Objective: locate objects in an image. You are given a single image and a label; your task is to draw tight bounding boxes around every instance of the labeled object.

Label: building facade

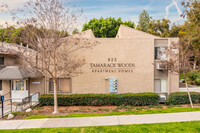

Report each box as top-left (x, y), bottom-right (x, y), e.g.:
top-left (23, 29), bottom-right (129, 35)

top-left (0, 25), bottom-right (179, 101)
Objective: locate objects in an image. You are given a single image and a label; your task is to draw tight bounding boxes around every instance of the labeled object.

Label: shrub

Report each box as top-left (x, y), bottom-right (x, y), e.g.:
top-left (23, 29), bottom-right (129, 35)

top-left (166, 92), bottom-right (200, 105)
top-left (195, 78), bottom-right (200, 85)
top-left (12, 111), bottom-right (31, 117)
top-left (186, 70), bottom-right (200, 85)
top-left (39, 93), bottom-right (160, 106)
top-left (187, 70), bottom-right (200, 81)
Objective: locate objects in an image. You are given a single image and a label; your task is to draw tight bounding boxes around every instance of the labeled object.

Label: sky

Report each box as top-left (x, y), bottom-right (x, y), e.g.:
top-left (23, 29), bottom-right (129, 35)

top-left (0, 0), bottom-right (186, 30)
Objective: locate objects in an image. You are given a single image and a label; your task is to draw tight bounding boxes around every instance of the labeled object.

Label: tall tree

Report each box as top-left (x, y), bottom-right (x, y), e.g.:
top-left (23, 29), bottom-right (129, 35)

top-left (1, 0), bottom-right (97, 114)
top-left (181, 0), bottom-right (200, 68)
top-left (169, 24), bottom-right (182, 37)
top-left (0, 26), bottom-right (69, 45)
top-left (82, 17), bottom-right (135, 38)
top-left (148, 18), bottom-right (171, 37)
top-left (136, 10), bottom-right (151, 32)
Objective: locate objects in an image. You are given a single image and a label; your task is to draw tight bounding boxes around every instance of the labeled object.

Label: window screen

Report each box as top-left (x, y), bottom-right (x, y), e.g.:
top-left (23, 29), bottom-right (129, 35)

top-left (154, 79), bottom-right (167, 93)
top-left (161, 79), bottom-right (167, 92)
top-left (154, 79), bottom-right (161, 93)
top-left (49, 79), bottom-right (59, 92)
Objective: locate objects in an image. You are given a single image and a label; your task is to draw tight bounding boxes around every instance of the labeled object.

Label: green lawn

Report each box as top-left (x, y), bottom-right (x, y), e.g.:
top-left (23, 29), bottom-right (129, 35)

top-left (1, 121), bottom-right (200, 133)
top-left (25, 107), bottom-right (200, 119)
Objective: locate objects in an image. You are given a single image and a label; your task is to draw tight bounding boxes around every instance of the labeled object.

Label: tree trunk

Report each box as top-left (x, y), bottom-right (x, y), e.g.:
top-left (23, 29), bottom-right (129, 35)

top-left (193, 60), bottom-right (197, 70)
top-left (184, 76), bottom-right (194, 108)
top-left (53, 78), bottom-right (58, 114)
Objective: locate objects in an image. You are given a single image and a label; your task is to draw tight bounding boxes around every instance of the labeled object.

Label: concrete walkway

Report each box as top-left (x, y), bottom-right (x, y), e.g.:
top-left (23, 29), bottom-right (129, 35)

top-left (1, 111), bottom-right (200, 129)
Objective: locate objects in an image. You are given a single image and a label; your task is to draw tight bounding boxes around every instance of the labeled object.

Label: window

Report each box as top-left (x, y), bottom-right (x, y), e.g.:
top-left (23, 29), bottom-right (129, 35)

top-left (154, 79), bottom-right (167, 93)
top-left (155, 47), bottom-right (167, 60)
top-left (11, 80), bottom-right (26, 91)
top-left (49, 79), bottom-right (59, 92)
top-left (0, 80), bottom-right (2, 91)
top-left (49, 78), bottom-right (70, 93)
top-left (0, 57), bottom-right (4, 65)
top-left (15, 80), bottom-right (25, 91)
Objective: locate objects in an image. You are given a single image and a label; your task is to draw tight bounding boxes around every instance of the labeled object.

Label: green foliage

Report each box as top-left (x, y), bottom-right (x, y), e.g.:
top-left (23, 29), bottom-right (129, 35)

top-left (180, 1), bottom-right (200, 65)
top-left (39, 93), bottom-right (159, 106)
top-left (0, 26), bottom-right (69, 44)
top-left (2, 121), bottom-right (200, 133)
top-left (136, 10), bottom-right (151, 32)
top-left (166, 92), bottom-right (200, 105)
top-left (182, 70), bottom-right (200, 85)
top-left (82, 17), bottom-right (135, 38)
top-left (25, 107), bottom-right (200, 120)
top-left (169, 24), bottom-right (182, 37)
top-left (148, 18), bottom-right (171, 37)
top-left (12, 111), bottom-right (32, 117)
top-left (187, 70), bottom-right (200, 81)
top-left (72, 28), bottom-right (79, 35)
top-left (179, 73), bottom-right (185, 79)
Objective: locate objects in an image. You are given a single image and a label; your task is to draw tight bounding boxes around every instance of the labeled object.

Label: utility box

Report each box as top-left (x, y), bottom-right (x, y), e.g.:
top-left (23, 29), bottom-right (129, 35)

top-left (109, 78), bottom-right (118, 93)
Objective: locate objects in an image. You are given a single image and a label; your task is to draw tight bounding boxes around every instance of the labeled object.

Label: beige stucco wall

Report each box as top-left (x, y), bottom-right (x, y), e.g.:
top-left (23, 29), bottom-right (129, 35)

top-left (60, 78), bottom-right (71, 93)
top-left (0, 26), bottom-right (179, 95)
top-left (0, 54), bottom-right (19, 66)
top-left (168, 71), bottom-right (179, 93)
top-left (154, 39), bottom-right (168, 47)
top-left (30, 78), bottom-right (45, 95)
top-left (116, 25), bottom-right (160, 39)
top-left (168, 38), bottom-right (179, 93)
top-left (71, 38), bottom-right (155, 94)
top-left (2, 80), bottom-right (10, 99)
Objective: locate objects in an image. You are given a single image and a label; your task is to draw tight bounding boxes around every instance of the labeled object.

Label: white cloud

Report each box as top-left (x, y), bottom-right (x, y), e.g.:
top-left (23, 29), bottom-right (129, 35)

top-left (0, 20), bottom-right (18, 28)
top-left (0, 0), bottom-right (33, 27)
top-left (165, 0), bottom-right (183, 22)
top-left (0, 0), bottom-right (29, 11)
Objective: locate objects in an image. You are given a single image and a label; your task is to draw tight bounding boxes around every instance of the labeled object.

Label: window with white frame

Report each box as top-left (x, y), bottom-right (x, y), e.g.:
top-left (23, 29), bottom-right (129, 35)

top-left (11, 80), bottom-right (27, 91)
top-left (154, 79), bottom-right (167, 93)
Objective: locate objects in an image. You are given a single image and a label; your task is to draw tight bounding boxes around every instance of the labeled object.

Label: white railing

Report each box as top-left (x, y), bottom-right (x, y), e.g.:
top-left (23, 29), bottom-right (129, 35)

top-left (179, 88), bottom-right (200, 92)
top-left (0, 92), bottom-right (40, 118)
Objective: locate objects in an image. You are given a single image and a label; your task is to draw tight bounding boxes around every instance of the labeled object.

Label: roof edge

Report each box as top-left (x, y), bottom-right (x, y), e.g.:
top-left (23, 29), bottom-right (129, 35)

top-left (116, 24), bottom-right (161, 38)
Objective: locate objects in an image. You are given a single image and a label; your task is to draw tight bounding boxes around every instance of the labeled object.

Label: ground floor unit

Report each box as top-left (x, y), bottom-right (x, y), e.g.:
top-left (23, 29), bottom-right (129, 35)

top-left (0, 65), bottom-right (179, 102)
top-left (0, 26), bottom-right (180, 101)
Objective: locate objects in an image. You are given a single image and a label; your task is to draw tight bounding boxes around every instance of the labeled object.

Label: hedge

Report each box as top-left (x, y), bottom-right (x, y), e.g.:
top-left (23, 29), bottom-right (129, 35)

top-left (39, 93), bottom-right (160, 106)
top-left (166, 92), bottom-right (200, 105)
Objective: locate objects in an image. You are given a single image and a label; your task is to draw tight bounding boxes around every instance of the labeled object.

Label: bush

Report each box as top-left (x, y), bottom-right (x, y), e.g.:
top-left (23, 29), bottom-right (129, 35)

top-left (195, 78), bottom-right (200, 85)
top-left (187, 70), bottom-right (200, 81)
top-left (185, 70), bottom-right (200, 85)
top-left (166, 92), bottom-right (200, 105)
top-left (39, 93), bottom-right (160, 106)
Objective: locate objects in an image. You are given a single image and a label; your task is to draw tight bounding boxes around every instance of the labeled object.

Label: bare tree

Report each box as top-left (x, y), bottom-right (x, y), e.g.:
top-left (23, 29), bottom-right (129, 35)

top-left (159, 40), bottom-right (197, 108)
top-left (1, 0), bottom-right (98, 114)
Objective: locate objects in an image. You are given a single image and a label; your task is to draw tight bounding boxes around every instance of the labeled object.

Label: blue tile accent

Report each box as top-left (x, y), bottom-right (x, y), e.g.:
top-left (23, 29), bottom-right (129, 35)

top-left (109, 78), bottom-right (117, 93)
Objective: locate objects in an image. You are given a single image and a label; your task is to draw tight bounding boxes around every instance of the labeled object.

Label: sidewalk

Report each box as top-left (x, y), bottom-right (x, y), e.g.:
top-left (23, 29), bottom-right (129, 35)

top-left (1, 111), bottom-right (200, 129)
